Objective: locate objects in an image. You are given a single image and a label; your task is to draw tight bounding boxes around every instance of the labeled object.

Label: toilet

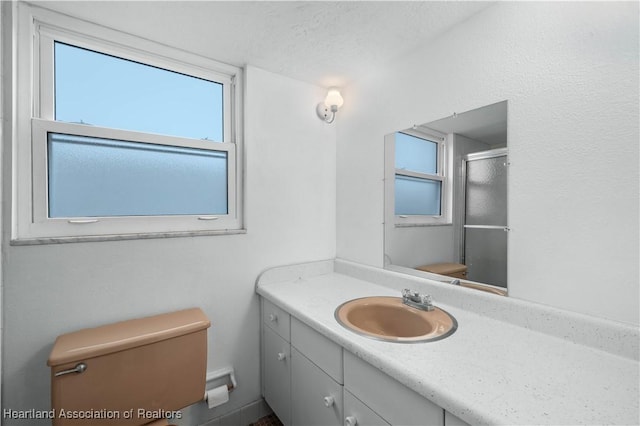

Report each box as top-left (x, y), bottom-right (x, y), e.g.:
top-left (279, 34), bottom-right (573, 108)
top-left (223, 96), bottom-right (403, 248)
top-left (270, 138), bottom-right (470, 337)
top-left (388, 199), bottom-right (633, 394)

top-left (47, 308), bottom-right (211, 426)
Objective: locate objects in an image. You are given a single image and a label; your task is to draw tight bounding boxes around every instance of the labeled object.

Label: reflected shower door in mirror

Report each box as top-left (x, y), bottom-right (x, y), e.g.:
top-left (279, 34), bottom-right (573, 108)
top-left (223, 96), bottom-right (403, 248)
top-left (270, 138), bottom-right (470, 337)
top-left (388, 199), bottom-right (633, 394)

top-left (462, 149), bottom-right (508, 287)
top-left (384, 101), bottom-right (508, 294)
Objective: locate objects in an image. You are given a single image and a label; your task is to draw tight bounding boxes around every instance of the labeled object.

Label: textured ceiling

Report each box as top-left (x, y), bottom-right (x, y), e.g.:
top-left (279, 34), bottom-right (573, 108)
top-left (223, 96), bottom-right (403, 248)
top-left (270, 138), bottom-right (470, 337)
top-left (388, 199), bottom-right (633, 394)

top-left (34, 1), bottom-right (495, 87)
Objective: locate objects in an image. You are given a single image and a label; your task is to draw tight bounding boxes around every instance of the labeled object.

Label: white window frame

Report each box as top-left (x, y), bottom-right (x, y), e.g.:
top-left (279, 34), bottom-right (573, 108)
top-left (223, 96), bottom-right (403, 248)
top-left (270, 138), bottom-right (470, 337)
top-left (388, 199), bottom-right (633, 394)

top-left (12, 3), bottom-right (244, 243)
top-left (384, 128), bottom-right (452, 227)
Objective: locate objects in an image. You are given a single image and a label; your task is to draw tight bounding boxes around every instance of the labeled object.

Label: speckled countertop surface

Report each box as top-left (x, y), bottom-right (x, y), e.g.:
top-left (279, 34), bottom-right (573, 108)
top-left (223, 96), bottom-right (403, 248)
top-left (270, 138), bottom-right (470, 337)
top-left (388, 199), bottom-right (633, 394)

top-left (256, 259), bottom-right (639, 426)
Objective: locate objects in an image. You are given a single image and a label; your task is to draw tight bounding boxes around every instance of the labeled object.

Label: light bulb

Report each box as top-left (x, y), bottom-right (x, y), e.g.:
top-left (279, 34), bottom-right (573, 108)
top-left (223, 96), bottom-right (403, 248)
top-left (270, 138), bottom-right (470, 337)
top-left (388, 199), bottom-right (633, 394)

top-left (324, 87), bottom-right (344, 110)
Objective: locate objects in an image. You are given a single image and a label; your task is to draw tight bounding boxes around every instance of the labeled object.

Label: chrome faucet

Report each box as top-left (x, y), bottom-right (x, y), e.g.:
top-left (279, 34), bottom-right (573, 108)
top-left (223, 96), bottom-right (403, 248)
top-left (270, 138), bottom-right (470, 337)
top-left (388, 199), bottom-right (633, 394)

top-left (402, 289), bottom-right (434, 311)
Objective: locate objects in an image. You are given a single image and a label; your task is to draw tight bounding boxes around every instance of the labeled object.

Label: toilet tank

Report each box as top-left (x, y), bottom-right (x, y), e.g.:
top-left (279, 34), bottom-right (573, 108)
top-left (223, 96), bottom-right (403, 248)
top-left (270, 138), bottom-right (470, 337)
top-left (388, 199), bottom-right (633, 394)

top-left (47, 308), bottom-right (210, 426)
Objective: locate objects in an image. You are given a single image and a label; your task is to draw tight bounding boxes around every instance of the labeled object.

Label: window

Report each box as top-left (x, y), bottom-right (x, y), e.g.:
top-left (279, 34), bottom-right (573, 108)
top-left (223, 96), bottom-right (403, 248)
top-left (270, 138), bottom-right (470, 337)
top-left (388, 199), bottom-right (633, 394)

top-left (385, 129), bottom-right (451, 226)
top-left (394, 132), bottom-right (442, 216)
top-left (13, 4), bottom-right (243, 242)
top-left (53, 42), bottom-right (225, 141)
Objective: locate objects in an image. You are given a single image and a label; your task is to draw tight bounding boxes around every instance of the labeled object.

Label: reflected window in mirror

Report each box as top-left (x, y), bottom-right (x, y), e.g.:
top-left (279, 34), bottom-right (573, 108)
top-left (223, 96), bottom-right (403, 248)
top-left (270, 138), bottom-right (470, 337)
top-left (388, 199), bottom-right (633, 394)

top-left (385, 129), bottom-right (452, 226)
top-left (395, 133), bottom-right (440, 215)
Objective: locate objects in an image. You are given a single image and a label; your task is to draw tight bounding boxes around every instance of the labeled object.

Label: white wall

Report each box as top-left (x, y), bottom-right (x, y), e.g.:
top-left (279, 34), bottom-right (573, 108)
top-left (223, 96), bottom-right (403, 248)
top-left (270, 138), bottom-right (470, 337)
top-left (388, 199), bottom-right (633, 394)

top-left (1, 62), bottom-right (336, 425)
top-left (337, 2), bottom-right (639, 325)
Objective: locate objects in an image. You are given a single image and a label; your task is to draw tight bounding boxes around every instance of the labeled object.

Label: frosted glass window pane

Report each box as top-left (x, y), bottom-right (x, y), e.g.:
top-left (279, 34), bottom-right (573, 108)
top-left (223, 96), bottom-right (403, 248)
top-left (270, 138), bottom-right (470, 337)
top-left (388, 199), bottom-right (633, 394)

top-left (54, 42), bottom-right (223, 141)
top-left (395, 132), bottom-right (437, 174)
top-left (465, 156), bottom-right (508, 226)
top-left (395, 175), bottom-right (441, 215)
top-left (48, 133), bottom-right (228, 217)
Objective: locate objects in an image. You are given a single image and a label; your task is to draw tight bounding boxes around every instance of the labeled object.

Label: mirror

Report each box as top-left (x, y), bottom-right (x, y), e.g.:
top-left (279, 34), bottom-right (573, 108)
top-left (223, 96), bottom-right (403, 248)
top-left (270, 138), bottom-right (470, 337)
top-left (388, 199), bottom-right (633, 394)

top-left (384, 101), bottom-right (508, 295)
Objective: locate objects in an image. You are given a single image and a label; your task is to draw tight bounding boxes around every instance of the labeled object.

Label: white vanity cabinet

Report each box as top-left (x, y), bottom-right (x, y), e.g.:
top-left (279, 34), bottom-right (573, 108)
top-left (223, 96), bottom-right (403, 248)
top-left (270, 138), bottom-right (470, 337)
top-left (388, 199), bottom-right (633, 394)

top-left (261, 297), bottom-right (468, 426)
top-left (262, 299), bottom-right (344, 426)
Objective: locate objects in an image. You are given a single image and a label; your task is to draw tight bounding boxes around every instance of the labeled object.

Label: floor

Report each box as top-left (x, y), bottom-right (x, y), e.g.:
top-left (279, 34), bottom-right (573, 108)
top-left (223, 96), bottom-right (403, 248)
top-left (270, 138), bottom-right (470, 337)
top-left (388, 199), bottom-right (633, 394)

top-left (250, 413), bottom-right (283, 426)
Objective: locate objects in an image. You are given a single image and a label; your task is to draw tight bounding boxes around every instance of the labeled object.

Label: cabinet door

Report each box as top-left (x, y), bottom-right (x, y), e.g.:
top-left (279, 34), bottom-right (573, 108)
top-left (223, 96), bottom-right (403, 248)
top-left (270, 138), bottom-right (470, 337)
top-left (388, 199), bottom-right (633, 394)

top-left (344, 351), bottom-right (443, 426)
top-left (263, 326), bottom-right (291, 426)
top-left (344, 390), bottom-right (390, 426)
top-left (291, 347), bottom-right (343, 426)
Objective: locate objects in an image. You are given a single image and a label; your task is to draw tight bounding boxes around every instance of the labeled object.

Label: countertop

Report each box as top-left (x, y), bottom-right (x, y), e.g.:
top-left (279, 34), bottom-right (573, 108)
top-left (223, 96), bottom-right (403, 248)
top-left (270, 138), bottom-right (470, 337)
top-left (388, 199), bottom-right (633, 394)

top-left (256, 259), bottom-right (639, 426)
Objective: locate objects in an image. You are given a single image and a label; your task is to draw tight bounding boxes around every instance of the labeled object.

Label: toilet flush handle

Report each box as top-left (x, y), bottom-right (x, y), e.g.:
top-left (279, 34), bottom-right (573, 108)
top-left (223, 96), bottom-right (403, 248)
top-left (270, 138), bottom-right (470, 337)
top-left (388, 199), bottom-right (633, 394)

top-left (55, 362), bottom-right (87, 377)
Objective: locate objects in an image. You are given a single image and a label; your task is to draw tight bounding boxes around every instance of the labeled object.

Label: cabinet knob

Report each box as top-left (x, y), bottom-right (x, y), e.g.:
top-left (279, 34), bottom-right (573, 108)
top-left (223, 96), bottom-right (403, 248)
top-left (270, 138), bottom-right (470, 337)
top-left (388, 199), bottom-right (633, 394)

top-left (323, 396), bottom-right (335, 407)
top-left (268, 313), bottom-right (278, 322)
top-left (345, 416), bottom-right (357, 426)
top-left (277, 352), bottom-right (286, 361)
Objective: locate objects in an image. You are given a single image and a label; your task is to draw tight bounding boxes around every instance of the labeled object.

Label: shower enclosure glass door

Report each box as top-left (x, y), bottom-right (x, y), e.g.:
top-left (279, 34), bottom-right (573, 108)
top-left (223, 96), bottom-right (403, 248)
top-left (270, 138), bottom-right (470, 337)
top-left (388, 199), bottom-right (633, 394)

top-left (462, 149), bottom-right (508, 288)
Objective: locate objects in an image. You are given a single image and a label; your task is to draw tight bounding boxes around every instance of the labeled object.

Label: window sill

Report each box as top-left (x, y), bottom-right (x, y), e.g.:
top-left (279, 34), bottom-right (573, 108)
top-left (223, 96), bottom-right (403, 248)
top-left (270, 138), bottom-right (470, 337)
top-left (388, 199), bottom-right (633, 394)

top-left (10, 228), bottom-right (247, 246)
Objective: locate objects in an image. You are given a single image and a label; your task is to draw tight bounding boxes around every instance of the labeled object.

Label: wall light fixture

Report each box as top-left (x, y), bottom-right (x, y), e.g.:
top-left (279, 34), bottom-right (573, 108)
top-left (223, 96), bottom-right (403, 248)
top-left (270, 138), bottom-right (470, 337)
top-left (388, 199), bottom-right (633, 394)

top-left (316, 87), bottom-right (344, 124)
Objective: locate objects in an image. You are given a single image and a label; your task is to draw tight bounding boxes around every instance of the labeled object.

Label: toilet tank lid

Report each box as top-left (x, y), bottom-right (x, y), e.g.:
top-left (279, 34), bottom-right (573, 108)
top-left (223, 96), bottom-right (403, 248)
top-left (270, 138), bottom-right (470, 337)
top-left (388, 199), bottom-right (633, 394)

top-left (48, 308), bottom-right (210, 367)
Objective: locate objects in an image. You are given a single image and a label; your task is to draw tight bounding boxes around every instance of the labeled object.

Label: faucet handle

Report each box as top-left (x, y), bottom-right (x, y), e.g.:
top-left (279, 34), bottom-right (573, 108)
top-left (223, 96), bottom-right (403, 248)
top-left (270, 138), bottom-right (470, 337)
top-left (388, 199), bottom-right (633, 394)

top-left (401, 289), bottom-right (435, 311)
top-left (420, 294), bottom-right (433, 306)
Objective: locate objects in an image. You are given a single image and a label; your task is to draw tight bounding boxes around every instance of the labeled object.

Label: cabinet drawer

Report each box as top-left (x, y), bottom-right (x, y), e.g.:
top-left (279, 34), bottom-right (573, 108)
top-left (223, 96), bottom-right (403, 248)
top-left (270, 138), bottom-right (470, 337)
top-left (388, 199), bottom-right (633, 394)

top-left (263, 326), bottom-right (291, 426)
top-left (291, 317), bottom-right (343, 384)
top-left (291, 347), bottom-right (343, 426)
top-left (344, 351), bottom-right (443, 426)
top-left (344, 390), bottom-right (390, 426)
top-left (262, 298), bottom-right (290, 341)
